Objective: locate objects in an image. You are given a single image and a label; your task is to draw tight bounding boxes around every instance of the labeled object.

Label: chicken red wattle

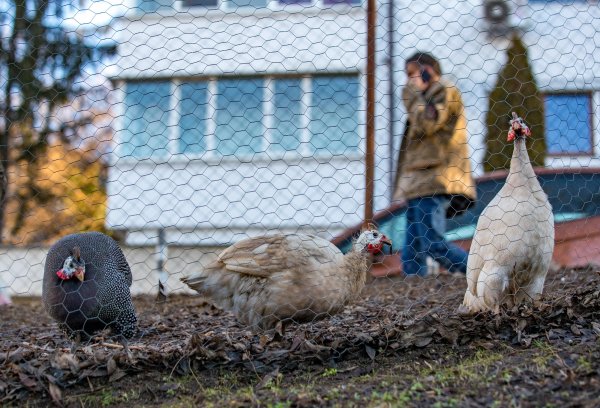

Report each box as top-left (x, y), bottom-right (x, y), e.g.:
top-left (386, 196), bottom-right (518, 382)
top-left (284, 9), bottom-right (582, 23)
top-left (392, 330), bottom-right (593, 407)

top-left (507, 111), bottom-right (532, 142)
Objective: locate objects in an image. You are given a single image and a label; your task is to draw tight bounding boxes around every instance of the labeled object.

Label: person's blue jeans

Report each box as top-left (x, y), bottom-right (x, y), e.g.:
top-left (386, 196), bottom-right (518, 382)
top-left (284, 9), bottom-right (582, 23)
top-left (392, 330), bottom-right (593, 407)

top-left (402, 195), bottom-right (468, 276)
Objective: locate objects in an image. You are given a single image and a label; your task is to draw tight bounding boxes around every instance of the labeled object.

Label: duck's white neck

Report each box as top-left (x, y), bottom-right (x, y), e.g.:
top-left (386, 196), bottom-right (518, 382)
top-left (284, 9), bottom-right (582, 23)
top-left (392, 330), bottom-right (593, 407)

top-left (342, 249), bottom-right (371, 296)
top-left (508, 137), bottom-right (536, 181)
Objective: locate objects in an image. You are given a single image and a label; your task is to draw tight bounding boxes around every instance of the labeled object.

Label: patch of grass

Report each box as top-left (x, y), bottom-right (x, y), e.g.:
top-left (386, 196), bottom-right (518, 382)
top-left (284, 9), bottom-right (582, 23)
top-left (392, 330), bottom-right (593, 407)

top-left (321, 368), bottom-right (338, 378)
top-left (160, 395), bottom-right (197, 408)
top-left (500, 369), bottom-right (512, 383)
top-left (576, 355), bottom-right (593, 373)
top-left (531, 340), bottom-right (556, 371)
top-left (267, 402), bottom-right (292, 408)
top-left (70, 385), bottom-right (143, 407)
top-left (352, 372), bottom-right (373, 384)
top-left (432, 399), bottom-right (461, 408)
top-left (428, 349), bottom-right (504, 386)
top-left (100, 389), bottom-right (116, 407)
top-left (369, 390), bottom-right (396, 404)
top-left (119, 389), bottom-right (141, 402)
top-left (325, 386), bottom-right (341, 401)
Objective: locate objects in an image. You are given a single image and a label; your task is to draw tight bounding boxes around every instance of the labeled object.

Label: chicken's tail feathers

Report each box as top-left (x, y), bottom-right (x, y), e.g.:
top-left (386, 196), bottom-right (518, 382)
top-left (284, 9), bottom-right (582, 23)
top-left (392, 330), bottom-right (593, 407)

top-left (180, 274), bottom-right (207, 291)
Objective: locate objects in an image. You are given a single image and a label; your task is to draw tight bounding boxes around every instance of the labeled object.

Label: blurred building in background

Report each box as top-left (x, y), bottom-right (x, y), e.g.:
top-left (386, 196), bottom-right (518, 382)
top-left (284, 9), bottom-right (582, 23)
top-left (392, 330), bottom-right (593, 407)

top-left (104, 0), bottom-right (600, 246)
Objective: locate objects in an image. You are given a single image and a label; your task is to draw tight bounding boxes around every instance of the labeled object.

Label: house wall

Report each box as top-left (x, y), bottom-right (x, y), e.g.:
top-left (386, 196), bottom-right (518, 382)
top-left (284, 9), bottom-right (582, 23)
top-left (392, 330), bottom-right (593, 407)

top-left (105, 3), bottom-right (396, 245)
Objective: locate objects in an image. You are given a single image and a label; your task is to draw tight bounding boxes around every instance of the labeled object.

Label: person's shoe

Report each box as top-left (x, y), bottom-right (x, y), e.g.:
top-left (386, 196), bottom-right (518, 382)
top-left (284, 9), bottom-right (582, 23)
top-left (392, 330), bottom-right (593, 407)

top-left (426, 257), bottom-right (441, 277)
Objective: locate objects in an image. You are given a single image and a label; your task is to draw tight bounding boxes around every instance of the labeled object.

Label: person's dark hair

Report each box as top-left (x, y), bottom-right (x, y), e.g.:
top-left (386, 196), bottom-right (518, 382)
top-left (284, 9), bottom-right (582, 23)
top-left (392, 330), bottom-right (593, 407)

top-left (405, 52), bottom-right (442, 75)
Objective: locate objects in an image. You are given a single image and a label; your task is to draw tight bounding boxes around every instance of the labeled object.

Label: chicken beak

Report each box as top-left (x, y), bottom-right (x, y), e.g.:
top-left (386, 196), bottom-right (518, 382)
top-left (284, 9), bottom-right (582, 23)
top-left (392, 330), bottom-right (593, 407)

top-left (75, 269), bottom-right (85, 282)
top-left (381, 237), bottom-right (393, 254)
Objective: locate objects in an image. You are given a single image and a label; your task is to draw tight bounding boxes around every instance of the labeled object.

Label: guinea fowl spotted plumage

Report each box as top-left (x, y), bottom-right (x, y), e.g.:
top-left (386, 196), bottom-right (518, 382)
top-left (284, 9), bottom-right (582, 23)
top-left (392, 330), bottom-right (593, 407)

top-left (181, 228), bottom-right (392, 333)
top-left (42, 232), bottom-right (137, 340)
top-left (459, 113), bottom-right (555, 314)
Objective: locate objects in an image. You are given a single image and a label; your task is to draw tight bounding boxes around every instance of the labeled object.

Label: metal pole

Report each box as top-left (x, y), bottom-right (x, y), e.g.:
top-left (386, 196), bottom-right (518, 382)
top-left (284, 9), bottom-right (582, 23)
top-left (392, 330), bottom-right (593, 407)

top-left (387, 0), bottom-right (396, 202)
top-left (364, 0), bottom-right (377, 227)
top-left (156, 228), bottom-right (168, 302)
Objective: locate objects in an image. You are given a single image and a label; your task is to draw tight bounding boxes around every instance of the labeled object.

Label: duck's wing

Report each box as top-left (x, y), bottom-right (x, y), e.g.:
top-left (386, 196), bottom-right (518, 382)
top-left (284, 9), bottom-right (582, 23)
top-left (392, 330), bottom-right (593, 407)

top-left (218, 234), bottom-right (342, 278)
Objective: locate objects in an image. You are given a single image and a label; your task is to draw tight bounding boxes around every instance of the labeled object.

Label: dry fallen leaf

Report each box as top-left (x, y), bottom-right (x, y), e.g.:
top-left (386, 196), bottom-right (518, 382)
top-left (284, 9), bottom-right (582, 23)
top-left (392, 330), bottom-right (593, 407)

top-left (18, 372), bottom-right (37, 390)
top-left (365, 344), bottom-right (376, 360)
top-left (48, 382), bottom-right (62, 405)
top-left (106, 356), bottom-right (117, 376)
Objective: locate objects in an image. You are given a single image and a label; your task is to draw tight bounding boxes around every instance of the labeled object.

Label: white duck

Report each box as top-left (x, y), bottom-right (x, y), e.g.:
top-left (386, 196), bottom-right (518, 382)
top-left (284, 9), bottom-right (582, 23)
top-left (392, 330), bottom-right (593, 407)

top-left (459, 112), bottom-right (554, 314)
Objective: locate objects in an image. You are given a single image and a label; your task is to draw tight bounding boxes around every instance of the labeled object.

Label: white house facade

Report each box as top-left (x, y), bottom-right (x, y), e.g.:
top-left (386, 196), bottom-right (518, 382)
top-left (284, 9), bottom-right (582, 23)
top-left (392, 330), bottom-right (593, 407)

top-left (104, 0), bottom-right (600, 246)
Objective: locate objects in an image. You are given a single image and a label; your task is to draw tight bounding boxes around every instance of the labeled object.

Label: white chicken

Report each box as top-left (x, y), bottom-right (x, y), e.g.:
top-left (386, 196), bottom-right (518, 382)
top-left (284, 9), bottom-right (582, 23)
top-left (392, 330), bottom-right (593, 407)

top-left (459, 112), bottom-right (554, 314)
top-left (181, 228), bottom-right (391, 333)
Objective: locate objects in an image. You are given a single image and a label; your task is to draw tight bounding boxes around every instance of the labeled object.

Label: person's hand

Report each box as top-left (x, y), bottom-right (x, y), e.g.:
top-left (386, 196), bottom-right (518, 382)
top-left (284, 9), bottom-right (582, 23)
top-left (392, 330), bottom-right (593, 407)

top-left (407, 75), bottom-right (427, 92)
top-left (402, 81), bottom-right (422, 111)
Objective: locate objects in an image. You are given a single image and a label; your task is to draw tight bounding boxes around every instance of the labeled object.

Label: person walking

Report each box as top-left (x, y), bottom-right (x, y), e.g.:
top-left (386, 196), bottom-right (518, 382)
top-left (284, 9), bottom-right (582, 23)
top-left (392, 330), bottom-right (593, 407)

top-left (393, 52), bottom-right (476, 276)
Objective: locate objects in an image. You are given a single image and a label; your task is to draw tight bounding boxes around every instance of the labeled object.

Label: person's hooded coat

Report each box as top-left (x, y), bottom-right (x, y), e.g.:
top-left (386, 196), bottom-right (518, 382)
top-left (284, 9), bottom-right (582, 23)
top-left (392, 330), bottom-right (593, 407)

top-left (394, 79), bottom-right (477, 216)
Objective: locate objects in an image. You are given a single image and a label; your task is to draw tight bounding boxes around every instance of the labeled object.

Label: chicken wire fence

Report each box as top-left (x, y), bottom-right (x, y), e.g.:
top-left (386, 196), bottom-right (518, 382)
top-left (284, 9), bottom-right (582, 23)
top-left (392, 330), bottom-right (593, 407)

top-left (1, 0), bottom-right (600, 358)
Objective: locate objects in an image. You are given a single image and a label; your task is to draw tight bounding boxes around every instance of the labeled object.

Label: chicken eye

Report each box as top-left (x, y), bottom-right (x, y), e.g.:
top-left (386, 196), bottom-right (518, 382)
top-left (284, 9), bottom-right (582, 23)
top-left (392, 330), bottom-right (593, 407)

top-left (69, 262), bottom-right (74, 268)
top-left (373, 233), bottom-right (379, 238)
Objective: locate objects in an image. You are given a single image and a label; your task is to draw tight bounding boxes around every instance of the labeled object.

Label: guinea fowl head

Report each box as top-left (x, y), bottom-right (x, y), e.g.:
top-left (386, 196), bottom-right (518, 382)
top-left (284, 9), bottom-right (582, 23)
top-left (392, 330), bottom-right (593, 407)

top-left (354, 227), bottom-right (392, 255)
top-left (507, 112), bottom-right (531, 142)
top-left (56, 246), bottom-right (86, 282)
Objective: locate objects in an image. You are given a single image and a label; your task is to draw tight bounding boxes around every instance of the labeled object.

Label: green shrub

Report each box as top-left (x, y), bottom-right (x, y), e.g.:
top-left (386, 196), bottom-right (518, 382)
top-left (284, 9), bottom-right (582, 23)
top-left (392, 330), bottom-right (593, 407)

top-left (484, 35), bottom-right (546, 172)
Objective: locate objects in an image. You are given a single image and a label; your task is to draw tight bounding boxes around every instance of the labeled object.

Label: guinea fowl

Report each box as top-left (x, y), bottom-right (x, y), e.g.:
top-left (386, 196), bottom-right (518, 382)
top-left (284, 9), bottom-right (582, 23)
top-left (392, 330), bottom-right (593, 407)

top-left (181, 228), bottom-right (391, 333)
top-left (459, 113), bottom-right (554, 314)
top-left (42, 232), bottom-right (137, 340)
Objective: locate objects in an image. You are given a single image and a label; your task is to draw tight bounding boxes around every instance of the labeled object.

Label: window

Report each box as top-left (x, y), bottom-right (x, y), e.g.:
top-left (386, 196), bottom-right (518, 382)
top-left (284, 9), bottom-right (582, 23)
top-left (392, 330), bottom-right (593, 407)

top-left (310, 76), bottom-right (360, 154)
top-left (179, 82), bottom-right (208, 154)
top-left (182, 0), bottom-right (218, 6)
top-left (544, 94), bottom-right (592, 155)
top-left (121, 82), bottom-right (171, 159)
top-left (138, 0), bottom-right (174, 12)
top-left (278, 0), bottom-right (311, 4)
top-left (228, 0), bottom-right (267, 8)
top-left (323, 0), bottom-right (361, 5)
top-left (272, 79), bottom-right (303, 152)
top-left (216, 79), bottom-right (265, 156)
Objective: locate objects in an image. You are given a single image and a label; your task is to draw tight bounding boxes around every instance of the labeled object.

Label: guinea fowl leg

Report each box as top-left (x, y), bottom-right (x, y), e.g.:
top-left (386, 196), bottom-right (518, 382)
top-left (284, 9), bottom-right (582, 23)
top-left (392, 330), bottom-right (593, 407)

top-left (273, 321), bottom-right (288, 341)
top-left (118, 336), bottom-right (133, 362)
top-left (135, 327), bottom-right (158, 338)
top-left (70, 332), bottom-right (82, 354)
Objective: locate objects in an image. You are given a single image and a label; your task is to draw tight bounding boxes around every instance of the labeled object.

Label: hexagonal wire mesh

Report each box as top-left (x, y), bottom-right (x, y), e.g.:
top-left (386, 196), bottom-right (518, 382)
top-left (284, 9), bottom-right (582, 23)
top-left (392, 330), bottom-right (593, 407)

top-left (1, 0), bottom-right (600, 403)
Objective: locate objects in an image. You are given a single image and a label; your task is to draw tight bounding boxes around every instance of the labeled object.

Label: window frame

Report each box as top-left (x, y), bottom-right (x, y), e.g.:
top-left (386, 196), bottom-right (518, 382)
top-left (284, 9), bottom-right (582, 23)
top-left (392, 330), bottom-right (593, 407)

top-left (181, 0), bottom-right (219, 8)
top-left (176, 0), bottom-right (363, 12)
top-left (543, 91), bottom-right (594, 157)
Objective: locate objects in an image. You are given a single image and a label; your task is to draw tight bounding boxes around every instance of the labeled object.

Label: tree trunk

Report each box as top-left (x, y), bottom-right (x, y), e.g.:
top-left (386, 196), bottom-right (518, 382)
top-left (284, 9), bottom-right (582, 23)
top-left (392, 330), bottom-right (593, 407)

top-left (0, 108), bottom-right (10, 244)
top-left (0, 158), bottom-right (6, 243)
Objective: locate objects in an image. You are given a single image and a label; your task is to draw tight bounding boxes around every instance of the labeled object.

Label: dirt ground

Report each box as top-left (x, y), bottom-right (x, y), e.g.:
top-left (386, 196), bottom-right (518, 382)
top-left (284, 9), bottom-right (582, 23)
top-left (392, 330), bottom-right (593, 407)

top-left (1, 266), bottom-right (600, 407)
